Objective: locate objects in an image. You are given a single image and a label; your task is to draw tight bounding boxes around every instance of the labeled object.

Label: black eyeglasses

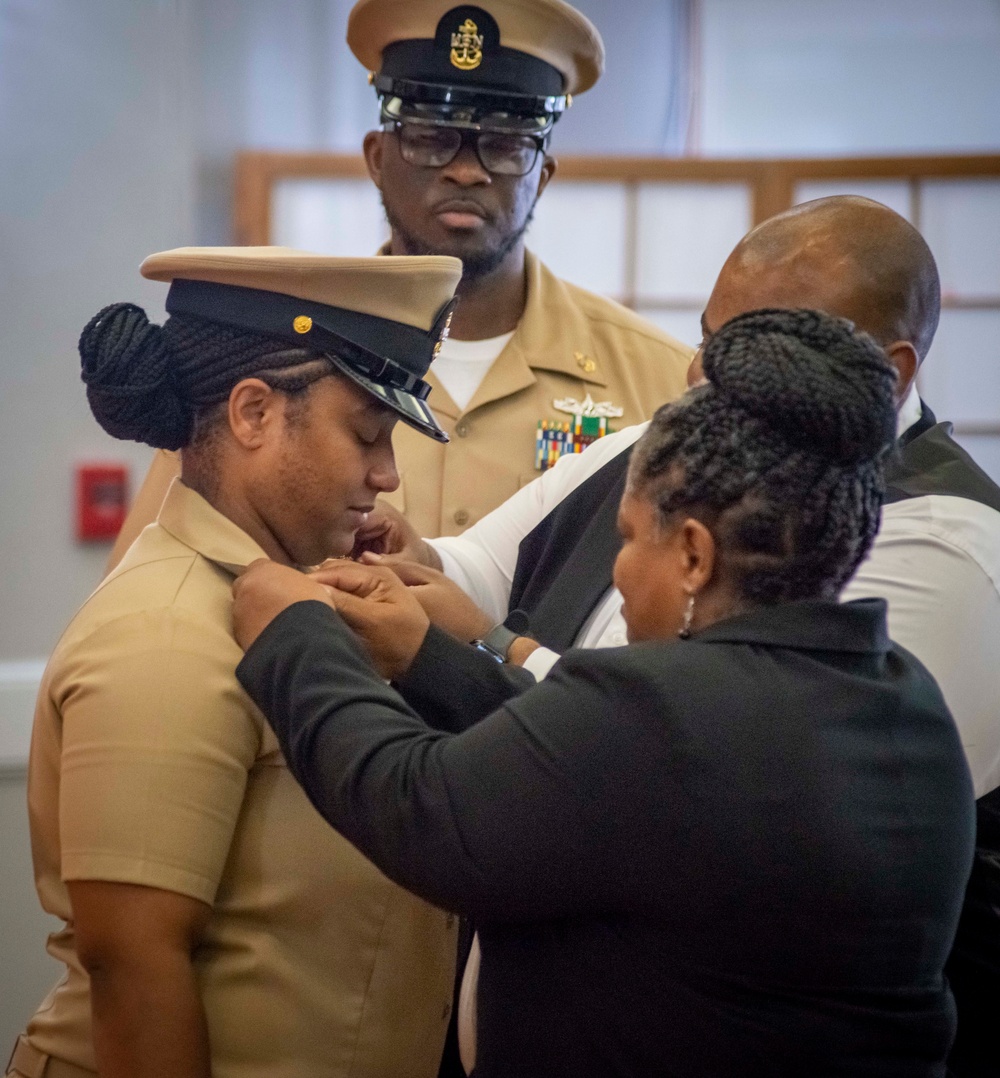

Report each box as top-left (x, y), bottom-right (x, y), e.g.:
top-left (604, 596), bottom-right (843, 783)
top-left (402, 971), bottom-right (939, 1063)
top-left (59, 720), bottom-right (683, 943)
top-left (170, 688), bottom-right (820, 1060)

top-left (393, 121), bottom-right (545, 178)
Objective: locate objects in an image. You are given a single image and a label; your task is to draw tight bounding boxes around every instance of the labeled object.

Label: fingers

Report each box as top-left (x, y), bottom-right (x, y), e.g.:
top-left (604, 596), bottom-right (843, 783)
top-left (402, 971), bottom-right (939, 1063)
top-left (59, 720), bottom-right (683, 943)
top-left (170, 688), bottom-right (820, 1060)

top-left (310, 560), bottom-right (402, 596)
top-left (357, 553), bottom-right (444, 586)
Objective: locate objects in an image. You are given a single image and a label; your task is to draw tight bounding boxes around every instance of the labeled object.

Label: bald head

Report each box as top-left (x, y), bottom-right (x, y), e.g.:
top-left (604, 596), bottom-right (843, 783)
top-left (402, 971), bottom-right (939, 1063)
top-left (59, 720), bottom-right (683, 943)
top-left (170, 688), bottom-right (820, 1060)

top-left (708, 196), bottom-right (940, 362)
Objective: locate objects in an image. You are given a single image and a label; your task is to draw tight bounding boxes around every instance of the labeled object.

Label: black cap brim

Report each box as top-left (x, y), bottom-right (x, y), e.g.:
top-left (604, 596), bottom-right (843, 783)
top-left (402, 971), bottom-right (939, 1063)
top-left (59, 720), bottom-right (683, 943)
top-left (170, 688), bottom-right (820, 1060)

top-left (329, 352), bottom-right (449, 443)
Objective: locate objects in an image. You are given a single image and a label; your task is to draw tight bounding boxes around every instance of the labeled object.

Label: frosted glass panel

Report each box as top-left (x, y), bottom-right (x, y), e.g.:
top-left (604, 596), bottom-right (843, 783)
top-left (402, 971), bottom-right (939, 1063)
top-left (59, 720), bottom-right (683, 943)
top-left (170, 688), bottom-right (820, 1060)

top-left (921, 180), bottom-right (1000, 296)
top-left (272, 179), bottom-right (388, 255)
top-left (634, 307), bottom-right (703, 351)
top-left (920, 310), bottom-right (1000, 424)
top-left (953, 435), bottom-right (1000, 485)
top-left (527, 182), bottom-right (627, 298)
top-left (793, 181), bottom-right (912, 221)
top-left (636, 183), bottom-right (752, 300)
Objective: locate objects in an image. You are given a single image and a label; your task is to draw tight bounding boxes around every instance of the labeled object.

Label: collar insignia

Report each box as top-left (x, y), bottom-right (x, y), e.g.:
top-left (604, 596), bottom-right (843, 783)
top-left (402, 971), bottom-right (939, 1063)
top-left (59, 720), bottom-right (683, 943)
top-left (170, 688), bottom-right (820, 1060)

top-left (433, 309), bottom-right (454, 359)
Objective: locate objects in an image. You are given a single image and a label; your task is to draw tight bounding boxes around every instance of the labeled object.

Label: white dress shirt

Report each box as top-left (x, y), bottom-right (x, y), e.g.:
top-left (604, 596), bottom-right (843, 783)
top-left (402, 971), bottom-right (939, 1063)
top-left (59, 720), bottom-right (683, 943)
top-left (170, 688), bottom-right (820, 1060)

top-left (431, 387), bottom-right (1000, 796)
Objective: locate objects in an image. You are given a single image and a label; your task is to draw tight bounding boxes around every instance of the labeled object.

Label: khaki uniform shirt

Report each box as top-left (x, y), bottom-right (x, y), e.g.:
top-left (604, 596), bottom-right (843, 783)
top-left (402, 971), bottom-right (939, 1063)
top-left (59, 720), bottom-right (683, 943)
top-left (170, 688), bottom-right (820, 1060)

top-left (24, 480), bottom-right (456, 1078)
top-left (382, 251), bottom-right (692, 537)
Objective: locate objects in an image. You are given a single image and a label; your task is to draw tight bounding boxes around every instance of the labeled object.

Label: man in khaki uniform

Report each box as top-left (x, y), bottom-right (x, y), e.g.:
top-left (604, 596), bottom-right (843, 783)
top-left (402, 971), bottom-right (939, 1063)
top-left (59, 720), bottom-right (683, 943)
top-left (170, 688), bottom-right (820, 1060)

top-left (106, 0), bottom-right (691, 564)
top-left (7, 248), bottom-right (462, 1078)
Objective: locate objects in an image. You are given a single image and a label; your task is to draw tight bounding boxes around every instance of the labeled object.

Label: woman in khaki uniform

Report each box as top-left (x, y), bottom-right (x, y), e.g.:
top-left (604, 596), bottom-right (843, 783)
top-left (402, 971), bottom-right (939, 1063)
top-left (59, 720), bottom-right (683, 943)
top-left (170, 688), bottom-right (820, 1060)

top-left (6, 248), bottom-right (462, 1078)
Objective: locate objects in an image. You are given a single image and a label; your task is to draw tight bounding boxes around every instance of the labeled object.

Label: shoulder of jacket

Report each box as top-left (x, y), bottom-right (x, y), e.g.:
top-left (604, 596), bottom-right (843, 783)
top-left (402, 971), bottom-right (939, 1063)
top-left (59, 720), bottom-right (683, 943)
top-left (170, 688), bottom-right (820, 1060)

top-left (545, 271), bottom-right (693, 360)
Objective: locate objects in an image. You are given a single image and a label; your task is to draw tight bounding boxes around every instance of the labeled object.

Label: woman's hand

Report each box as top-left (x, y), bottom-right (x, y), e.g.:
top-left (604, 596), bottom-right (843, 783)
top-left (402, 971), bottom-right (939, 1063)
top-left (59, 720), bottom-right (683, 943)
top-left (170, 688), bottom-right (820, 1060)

top-left (232, 561), bottom-right (335, 651)
top-left (357, 555), bottom-right (493, 643)
top-left (350, 500), bottom-right (442, 568)
top-left (309, 561), bottom-right (431, 681)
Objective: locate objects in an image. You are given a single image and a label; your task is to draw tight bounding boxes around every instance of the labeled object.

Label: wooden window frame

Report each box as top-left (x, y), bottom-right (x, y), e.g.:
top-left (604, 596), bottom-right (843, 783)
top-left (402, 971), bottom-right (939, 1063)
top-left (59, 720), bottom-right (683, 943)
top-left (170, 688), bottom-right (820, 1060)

top-left (234, 151), bottom-right (1000, 435)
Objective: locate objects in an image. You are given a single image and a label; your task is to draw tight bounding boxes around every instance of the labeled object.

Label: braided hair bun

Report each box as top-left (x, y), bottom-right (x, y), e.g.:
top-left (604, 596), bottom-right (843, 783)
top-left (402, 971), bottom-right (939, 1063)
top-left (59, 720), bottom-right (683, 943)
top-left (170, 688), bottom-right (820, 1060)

top-left (631, 307), bottom-right (899, 604)
top-left (701, 308), bottom-right (897, 467)
top-left (79, 303), bottom-right (192, 450)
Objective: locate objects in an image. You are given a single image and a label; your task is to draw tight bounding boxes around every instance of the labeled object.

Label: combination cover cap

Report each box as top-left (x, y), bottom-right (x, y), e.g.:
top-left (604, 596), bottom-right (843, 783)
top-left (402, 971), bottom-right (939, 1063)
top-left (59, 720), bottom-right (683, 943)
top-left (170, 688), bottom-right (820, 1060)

top-left (348, 0), bottom-right (604, 129)
top-left (140, 246), bottom-right (463, 442)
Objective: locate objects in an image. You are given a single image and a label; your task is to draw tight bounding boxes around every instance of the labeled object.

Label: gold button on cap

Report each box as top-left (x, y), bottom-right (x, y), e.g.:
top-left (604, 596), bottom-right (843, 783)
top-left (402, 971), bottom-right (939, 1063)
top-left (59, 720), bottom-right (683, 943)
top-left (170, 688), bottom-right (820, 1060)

top-left (453, 509), bottom-right (470, 526)
top-left (293, 315), bottom-right (312, 334)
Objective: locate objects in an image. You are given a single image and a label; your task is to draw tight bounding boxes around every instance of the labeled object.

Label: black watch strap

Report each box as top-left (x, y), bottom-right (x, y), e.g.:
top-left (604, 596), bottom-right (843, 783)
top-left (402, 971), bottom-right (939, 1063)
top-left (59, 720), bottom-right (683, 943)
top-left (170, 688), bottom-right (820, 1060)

top-left (470, 609), bottom-right (532, 664)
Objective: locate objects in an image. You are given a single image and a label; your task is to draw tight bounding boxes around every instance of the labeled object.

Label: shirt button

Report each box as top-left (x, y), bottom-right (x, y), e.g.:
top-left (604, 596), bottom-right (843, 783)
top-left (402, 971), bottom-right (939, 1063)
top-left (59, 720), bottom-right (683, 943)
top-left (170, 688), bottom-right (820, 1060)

top-left (455, 421), bottom-right (470, 438)
top-left (454, 509), bottom-right (470, 527)
top-left (613, 631), bottom-right (626, 645)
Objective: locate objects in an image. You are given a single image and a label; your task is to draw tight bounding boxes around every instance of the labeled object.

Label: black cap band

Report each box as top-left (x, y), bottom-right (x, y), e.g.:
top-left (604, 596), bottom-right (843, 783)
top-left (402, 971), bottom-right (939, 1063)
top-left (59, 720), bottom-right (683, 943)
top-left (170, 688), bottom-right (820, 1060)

top-left (166, 279), bottom-right (454, 399)
top-left (376, 6), bottom-right (566, 118)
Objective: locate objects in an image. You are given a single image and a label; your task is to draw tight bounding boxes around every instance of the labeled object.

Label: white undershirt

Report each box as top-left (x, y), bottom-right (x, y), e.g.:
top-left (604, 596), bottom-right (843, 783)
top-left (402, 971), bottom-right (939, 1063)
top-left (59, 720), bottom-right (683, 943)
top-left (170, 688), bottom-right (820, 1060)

top-left (431, 332), bottom-right (515, 412)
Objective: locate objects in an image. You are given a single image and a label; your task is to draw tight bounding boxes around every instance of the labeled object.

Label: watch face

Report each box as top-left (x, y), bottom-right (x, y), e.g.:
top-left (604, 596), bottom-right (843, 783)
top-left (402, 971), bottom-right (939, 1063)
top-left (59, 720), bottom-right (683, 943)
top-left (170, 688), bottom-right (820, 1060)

top-left (471, 639), bottom-right (507, 664)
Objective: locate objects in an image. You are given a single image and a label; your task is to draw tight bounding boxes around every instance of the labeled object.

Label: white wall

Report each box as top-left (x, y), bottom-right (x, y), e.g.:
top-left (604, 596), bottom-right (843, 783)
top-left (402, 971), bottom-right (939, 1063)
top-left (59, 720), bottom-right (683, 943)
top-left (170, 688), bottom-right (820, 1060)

top-left (0, 0), bottom-right (198, 1051)
top-left (699, 0), bottom-right (1000, 154)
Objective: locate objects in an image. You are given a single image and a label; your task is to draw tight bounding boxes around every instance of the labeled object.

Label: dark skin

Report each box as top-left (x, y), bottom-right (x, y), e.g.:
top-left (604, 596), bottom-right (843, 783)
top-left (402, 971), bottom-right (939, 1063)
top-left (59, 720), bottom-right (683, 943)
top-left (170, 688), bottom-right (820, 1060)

top-left (688, 195), bottom-right (941, 398)
top-left (363, 127), bottom-right (556, 340)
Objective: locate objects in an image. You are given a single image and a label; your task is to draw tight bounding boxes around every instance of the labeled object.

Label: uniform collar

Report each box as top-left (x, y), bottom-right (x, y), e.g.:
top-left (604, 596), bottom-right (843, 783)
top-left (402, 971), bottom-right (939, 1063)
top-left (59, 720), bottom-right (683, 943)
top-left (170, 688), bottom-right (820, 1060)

top-left (693, 597), bottom-right (890, 655)
top-left (157, 478), bottom-right (271, 577)
top-left (379, 246), bottom-right (609, 418)
top-left (512, 251), bottom-right (609, 386)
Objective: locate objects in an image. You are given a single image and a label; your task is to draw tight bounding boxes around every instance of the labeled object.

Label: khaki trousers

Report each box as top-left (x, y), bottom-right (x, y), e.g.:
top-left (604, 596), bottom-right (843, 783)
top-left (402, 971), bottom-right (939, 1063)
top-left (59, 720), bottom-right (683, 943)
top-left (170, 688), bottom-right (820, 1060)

top-left (5, 1037), bottom-right (95, 1078)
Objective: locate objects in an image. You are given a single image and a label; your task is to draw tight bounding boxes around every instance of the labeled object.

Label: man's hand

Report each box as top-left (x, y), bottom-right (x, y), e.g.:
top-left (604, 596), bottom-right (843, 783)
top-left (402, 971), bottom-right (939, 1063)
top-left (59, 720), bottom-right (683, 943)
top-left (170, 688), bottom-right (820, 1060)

top-left (358, 556), bottom-right (493, 643)
top-left (351, 500), bottom-right (442, 568)
top-left (232, 560), bottom-right (335, 651)
top-left (309, 561), bottom-right (431, 681)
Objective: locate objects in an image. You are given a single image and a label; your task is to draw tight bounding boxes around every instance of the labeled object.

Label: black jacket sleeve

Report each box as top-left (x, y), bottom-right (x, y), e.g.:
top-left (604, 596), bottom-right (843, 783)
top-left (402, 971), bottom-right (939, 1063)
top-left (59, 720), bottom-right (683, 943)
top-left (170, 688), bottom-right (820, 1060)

top-left (393, 623), bottom-right (537, 733)
top-left (236, 600), bottom-right (660, 922)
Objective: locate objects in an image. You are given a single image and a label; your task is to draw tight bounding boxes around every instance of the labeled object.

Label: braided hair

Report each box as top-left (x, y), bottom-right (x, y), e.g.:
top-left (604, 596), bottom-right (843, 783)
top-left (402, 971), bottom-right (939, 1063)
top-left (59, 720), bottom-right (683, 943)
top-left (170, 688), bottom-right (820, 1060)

top-left (629, 308), bottom-right (898, 604)
top-left (79, 303), bottom-right (327, 450)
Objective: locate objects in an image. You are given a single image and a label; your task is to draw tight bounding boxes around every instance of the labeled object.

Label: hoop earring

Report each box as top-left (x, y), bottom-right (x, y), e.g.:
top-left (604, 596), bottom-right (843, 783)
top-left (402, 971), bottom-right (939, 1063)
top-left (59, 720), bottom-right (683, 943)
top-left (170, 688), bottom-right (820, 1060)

top-left (679, 593), bottom-right (695, 639)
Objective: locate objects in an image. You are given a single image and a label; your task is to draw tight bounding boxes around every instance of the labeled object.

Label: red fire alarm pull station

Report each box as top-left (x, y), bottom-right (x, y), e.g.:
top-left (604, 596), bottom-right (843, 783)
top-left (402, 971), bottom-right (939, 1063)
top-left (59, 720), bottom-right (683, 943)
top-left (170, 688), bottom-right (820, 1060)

top-left (76, 464), bottom-right (129, 541)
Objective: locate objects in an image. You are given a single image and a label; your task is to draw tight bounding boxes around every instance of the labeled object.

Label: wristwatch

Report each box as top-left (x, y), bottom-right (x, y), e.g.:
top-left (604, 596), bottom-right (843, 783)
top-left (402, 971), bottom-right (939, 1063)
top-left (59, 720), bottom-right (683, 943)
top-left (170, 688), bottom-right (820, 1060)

top-left (470, 609), bottom-right (531, 664)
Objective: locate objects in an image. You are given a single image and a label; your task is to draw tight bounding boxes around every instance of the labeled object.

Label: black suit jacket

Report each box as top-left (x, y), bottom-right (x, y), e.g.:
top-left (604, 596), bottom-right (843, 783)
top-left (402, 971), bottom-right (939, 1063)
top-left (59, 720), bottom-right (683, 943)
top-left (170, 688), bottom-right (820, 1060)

top-left (501, 406), bottom-right (1000, 1078)
top-left (238, 597), bottom-right (974, 1078)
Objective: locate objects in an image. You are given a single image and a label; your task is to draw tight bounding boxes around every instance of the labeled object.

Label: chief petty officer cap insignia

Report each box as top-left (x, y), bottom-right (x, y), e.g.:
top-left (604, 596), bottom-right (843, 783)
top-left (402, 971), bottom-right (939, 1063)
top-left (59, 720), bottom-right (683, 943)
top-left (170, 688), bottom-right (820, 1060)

top-left (140, 246), bottom-right (463, 443)
top-left (347, 0), bottom-right (605, 136)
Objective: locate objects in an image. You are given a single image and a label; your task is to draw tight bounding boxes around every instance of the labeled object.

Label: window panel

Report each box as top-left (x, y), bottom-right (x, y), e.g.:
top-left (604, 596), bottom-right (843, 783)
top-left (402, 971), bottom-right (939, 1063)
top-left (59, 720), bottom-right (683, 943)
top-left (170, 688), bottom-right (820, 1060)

top-left (793, 180), bottom-right (913, 220)
top-left (921, 179), bottom-right (1000, 296)
top-left (920, 309), bottom-right (1000, 424)
top-left (527, 182), bottom-right (628, 298)
top-left (634, 306), bottom-right (703, 352)
top-left (272, 179), bottom-right (388, 255)
top-left (636, 183), bottom-right (752, 301)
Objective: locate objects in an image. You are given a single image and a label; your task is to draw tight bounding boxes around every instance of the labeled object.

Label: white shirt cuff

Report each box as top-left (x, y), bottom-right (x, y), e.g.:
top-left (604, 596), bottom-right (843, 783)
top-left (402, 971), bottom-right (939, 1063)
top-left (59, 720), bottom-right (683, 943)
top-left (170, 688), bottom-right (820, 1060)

top-left (520, 646), bottom-right (560, 681)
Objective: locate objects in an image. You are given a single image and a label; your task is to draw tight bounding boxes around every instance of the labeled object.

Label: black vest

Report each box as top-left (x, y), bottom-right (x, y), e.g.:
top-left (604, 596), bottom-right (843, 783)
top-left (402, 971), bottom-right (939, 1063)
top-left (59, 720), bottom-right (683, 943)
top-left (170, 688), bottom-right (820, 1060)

top-left (508, 404), bottom-right (1000, 650)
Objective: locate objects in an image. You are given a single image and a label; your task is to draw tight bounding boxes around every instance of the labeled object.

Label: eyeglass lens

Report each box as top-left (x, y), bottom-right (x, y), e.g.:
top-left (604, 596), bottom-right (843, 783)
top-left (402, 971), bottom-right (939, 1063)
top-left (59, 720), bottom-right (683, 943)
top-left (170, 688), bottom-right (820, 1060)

top-left (396, 124), bottom-right (540, 177)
